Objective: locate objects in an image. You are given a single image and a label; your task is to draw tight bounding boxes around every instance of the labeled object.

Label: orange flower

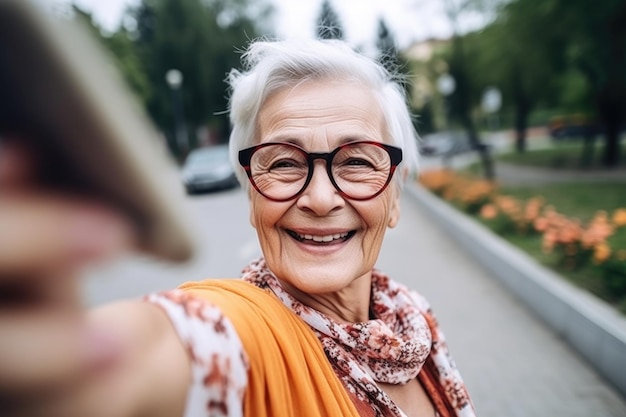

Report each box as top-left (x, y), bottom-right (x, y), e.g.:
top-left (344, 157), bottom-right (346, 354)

top-left (523, 197), bottom-right (544, 222)
top-left (418, 169), bottom-right (456, 193)
top-left (534, 217), bottom-right (549, 232)
top-left (612, 208), bottom-right (626, 227)
top-left (593, 243), bottom-right (612, 264)
top-left (480, 204), bottom-right (498, 219)
top-left (581, 210), bottom-right (614, 248)
top-left (542, 230), bottom-right (556, 253)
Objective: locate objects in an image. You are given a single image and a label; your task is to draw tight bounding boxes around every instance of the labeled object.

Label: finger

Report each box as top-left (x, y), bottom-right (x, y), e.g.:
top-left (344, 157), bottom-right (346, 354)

top-left (0, 140), bottom-right (37, 187)
top-left (0, 270), bottom-right (81, 310)
top-left (0, 311), bottom-right (122, 394)
top-left (0, 195), bottom-right (135, 278)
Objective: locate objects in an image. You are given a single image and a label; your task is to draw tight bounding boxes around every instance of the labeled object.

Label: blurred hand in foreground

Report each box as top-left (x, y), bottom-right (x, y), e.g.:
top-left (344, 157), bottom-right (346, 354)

top-left (0, 140), bottom-right (135, 415)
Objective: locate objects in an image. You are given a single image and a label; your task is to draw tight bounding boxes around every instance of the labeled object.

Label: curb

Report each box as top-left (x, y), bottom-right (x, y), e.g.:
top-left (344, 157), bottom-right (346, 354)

top-left (407, 183), bottom-right (626, 397)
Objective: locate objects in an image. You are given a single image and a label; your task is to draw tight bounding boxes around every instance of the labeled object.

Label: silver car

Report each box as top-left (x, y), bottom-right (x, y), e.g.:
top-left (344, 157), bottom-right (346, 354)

top-left (181, 144), bottom-right (239, 194)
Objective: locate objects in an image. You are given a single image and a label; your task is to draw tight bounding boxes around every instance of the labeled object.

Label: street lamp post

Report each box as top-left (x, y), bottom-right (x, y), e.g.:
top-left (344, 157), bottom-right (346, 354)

top-left (481, 86), bottom-right (502, 131)
top-left (165, 69), bottom-right (187, 157)
top-left (436, 73), bottom-right (456, 131)
top-left (436, 73), bottom-right (456, 168)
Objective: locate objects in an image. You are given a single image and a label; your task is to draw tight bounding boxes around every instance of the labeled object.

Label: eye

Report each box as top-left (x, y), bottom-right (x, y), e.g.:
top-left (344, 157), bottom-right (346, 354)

top-left (269, 158), bottom-right (305, 170)
top-left (344, 157), bottom-right (373, 167)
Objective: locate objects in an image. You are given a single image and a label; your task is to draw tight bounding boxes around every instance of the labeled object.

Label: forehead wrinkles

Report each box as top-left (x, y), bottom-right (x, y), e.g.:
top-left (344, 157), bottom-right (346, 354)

top-left (255, 82), bottom-right (387, 145)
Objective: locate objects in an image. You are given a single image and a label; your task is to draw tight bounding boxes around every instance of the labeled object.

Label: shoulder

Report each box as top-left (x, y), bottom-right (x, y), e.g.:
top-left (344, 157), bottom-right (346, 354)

top-left (145, 286), bottom-right (250, 417)
top-left (176, 279), bottom-right (291, 327)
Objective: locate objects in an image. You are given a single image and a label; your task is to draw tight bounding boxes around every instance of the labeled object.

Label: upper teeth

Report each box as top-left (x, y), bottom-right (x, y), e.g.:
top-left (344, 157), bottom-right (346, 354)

top-left (298, 232), bottom-right (348, 242)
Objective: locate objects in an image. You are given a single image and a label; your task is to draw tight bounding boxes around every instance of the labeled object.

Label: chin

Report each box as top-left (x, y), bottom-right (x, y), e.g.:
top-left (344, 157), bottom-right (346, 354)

top-left (277, 260), bottom-right (370, 295)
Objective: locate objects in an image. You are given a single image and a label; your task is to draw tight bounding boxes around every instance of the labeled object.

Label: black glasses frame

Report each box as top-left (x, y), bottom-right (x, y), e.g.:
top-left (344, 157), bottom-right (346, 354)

top-left (238, 140), bottom-right (403, 202)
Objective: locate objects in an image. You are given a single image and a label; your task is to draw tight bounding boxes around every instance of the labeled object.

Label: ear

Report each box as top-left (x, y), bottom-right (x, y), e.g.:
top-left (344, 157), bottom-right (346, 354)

top-left (249, 208), bottom-right (257, 229)
top-left (248, 188), bottom-right (257, 229)
top-left (387, 187), bottom-right (401, 229)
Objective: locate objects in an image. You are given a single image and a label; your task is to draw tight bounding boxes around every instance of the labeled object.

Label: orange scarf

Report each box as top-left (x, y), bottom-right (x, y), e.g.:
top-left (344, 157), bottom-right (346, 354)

top-left (179, 279), bottom-right (360, 417)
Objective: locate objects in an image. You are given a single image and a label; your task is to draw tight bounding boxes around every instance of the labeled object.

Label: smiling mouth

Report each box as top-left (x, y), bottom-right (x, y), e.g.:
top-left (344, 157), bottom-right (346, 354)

top-left (287, 230), bottom-right (355, 244)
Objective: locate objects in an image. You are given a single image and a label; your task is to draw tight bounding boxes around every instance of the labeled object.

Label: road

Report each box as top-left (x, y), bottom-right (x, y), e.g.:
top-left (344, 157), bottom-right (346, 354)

top-left (83, 187), bottom-right (260, 306)
top-left (83, 186), bottom-right (626, 416)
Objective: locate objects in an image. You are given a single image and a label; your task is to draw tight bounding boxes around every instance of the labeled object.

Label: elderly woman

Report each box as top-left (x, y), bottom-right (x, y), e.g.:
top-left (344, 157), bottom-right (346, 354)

top-left (0, 39), bottom-right (475, 417)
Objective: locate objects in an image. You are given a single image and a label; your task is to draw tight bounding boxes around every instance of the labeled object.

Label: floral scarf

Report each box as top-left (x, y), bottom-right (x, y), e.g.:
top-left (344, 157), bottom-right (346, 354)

top-left (241, 258), bottom-right (476, 417)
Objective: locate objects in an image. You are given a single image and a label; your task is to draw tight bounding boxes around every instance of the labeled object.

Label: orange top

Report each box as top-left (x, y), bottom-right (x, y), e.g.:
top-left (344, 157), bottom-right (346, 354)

top-left (179, 279), bottom-right (360, 417)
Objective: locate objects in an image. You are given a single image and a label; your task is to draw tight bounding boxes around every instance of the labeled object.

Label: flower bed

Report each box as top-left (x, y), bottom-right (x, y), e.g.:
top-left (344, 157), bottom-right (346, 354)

top-left (418, 169), bottom-right (626, 311)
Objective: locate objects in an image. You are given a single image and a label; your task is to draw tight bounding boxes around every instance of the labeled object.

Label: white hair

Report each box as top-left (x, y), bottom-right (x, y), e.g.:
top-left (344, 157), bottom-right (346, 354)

top-left (227, 38), bottom-right (420, 190)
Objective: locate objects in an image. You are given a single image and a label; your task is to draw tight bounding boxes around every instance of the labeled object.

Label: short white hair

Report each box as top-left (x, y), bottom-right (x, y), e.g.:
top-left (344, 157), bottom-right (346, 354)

top-left (227, 38), bottom-right (419, 190)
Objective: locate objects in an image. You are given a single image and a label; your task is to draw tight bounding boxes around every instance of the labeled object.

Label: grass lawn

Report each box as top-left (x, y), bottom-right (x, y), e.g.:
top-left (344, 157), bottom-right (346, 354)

top-left (498, 183), bottom-right (626, 222)
top-left (496, 140), bottom-right (626, 169)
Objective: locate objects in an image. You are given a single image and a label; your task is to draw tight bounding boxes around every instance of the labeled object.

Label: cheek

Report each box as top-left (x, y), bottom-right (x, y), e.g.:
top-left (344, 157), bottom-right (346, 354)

top-left (249, 195), bottom-right (288, 239)
top-left (357, 201), bottom-right (393, 248)
top-left (249, 205), bottom-right (257, 229)
top-left (367, 189), bottom-right (399, 231)
top-left (249, 197), bottom-right (268, 231)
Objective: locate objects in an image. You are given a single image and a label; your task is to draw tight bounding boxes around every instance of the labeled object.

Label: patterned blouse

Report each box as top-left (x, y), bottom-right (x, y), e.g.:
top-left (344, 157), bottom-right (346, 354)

top-left (145, 264), bottom-right (475, 417)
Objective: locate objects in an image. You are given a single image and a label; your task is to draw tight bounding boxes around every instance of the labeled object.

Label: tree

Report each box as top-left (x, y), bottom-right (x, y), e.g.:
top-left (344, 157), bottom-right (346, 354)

top-left (128, 0), bottom-right (266, 157)
top-left (375, 18), bottom-right (400, 74)
top-left (464, 13), bottom-right (563, 154)
top-left (315, 0), bottom-right (344, 40)
top-left (70, 6), bottom-right (151, 106)
top-left (547, 0), bottom-right (626, 167)
top-left (375, 17), bottom-right (413, 108)
top-left (497, 0), bottom-right (626, 167)
top-left (439, 0), bottom-right (500, 179)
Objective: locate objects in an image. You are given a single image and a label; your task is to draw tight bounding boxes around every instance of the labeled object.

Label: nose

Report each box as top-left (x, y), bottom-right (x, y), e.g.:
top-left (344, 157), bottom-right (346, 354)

top-left (295, 160), bottom-right (345, 215)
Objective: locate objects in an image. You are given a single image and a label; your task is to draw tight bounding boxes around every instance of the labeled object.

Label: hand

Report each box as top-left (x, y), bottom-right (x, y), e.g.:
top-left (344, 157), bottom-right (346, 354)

top-left (0, 140), bottom-right (135, 416)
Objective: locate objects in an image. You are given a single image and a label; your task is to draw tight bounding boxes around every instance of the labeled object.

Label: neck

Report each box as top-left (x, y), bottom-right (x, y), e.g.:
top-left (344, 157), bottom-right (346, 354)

top-left (278, 277), bottom-right (372, 323)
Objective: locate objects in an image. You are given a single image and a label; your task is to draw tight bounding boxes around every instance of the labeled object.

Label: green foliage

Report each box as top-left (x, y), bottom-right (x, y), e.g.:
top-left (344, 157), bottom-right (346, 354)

top-left (434, 171), bottom-right (626, 312)
top-left (427, 0), bottom-right (625, 164)
top-left (375, 19), bottom-right (399, 73)
top-left (127, 0), bottom-right (267, 156)
top-left (501, 183), bottom-right (626, 224)
top-left (315, 0), bottom-right (344, 40)
top-left (467, 143), bottom-right (626, 307)
top-left (70, 6), bottom-right (151, 106)
top-left (459, 3), bottom-right (566, 152)
top-left (492, 0), bottom-right (625, 164)
top-left (599, 229), bottom-right (626, 297)
top-left (497, 142), bottom-right (626, 170)
top-left (374, 18), bottom-right (413, 104)
top-left (493, 163), bottom-right (626, 302)
top-left (70, 0), bottom-right (269, 159)
top-left (103, 30), bottom-right (153, 106)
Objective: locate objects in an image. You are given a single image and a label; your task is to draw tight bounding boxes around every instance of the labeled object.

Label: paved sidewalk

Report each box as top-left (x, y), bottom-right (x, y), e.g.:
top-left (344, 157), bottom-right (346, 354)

top-left (377, 193), bottom-right (626, 417)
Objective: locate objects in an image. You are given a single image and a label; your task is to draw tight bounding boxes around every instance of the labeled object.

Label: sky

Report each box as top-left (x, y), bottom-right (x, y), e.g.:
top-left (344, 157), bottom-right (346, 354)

top-left (38, 0), bottom-right (477, 51)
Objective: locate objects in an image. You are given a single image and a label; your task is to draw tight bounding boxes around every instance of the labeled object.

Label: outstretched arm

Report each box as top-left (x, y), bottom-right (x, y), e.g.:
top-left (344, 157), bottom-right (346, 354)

top-left (0, 141), bottom-right (191, 417)
top-left (82, 300), bottom-right (191, 417)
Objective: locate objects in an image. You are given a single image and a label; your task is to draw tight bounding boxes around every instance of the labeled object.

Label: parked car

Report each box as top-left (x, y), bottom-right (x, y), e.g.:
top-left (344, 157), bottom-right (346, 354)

top-left (181, 144), bottom-right (239, 194)
top-left (548, 114), bottom-right (602, 140)
top-left (418, 131), bottom-right (472, 156)
top-left (418, 132), bottom-right (453, 156)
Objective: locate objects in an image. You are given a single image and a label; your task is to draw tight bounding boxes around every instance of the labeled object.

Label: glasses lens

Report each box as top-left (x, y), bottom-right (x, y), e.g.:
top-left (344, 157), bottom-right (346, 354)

top-left (249, 144), bottom-right (308, 200)
top-left (333, 143), bottom-right (393, 199)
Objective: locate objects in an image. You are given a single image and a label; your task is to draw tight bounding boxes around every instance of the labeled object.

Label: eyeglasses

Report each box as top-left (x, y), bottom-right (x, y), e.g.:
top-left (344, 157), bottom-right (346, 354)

top-left (238, 141), bottom-right (403, 201)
